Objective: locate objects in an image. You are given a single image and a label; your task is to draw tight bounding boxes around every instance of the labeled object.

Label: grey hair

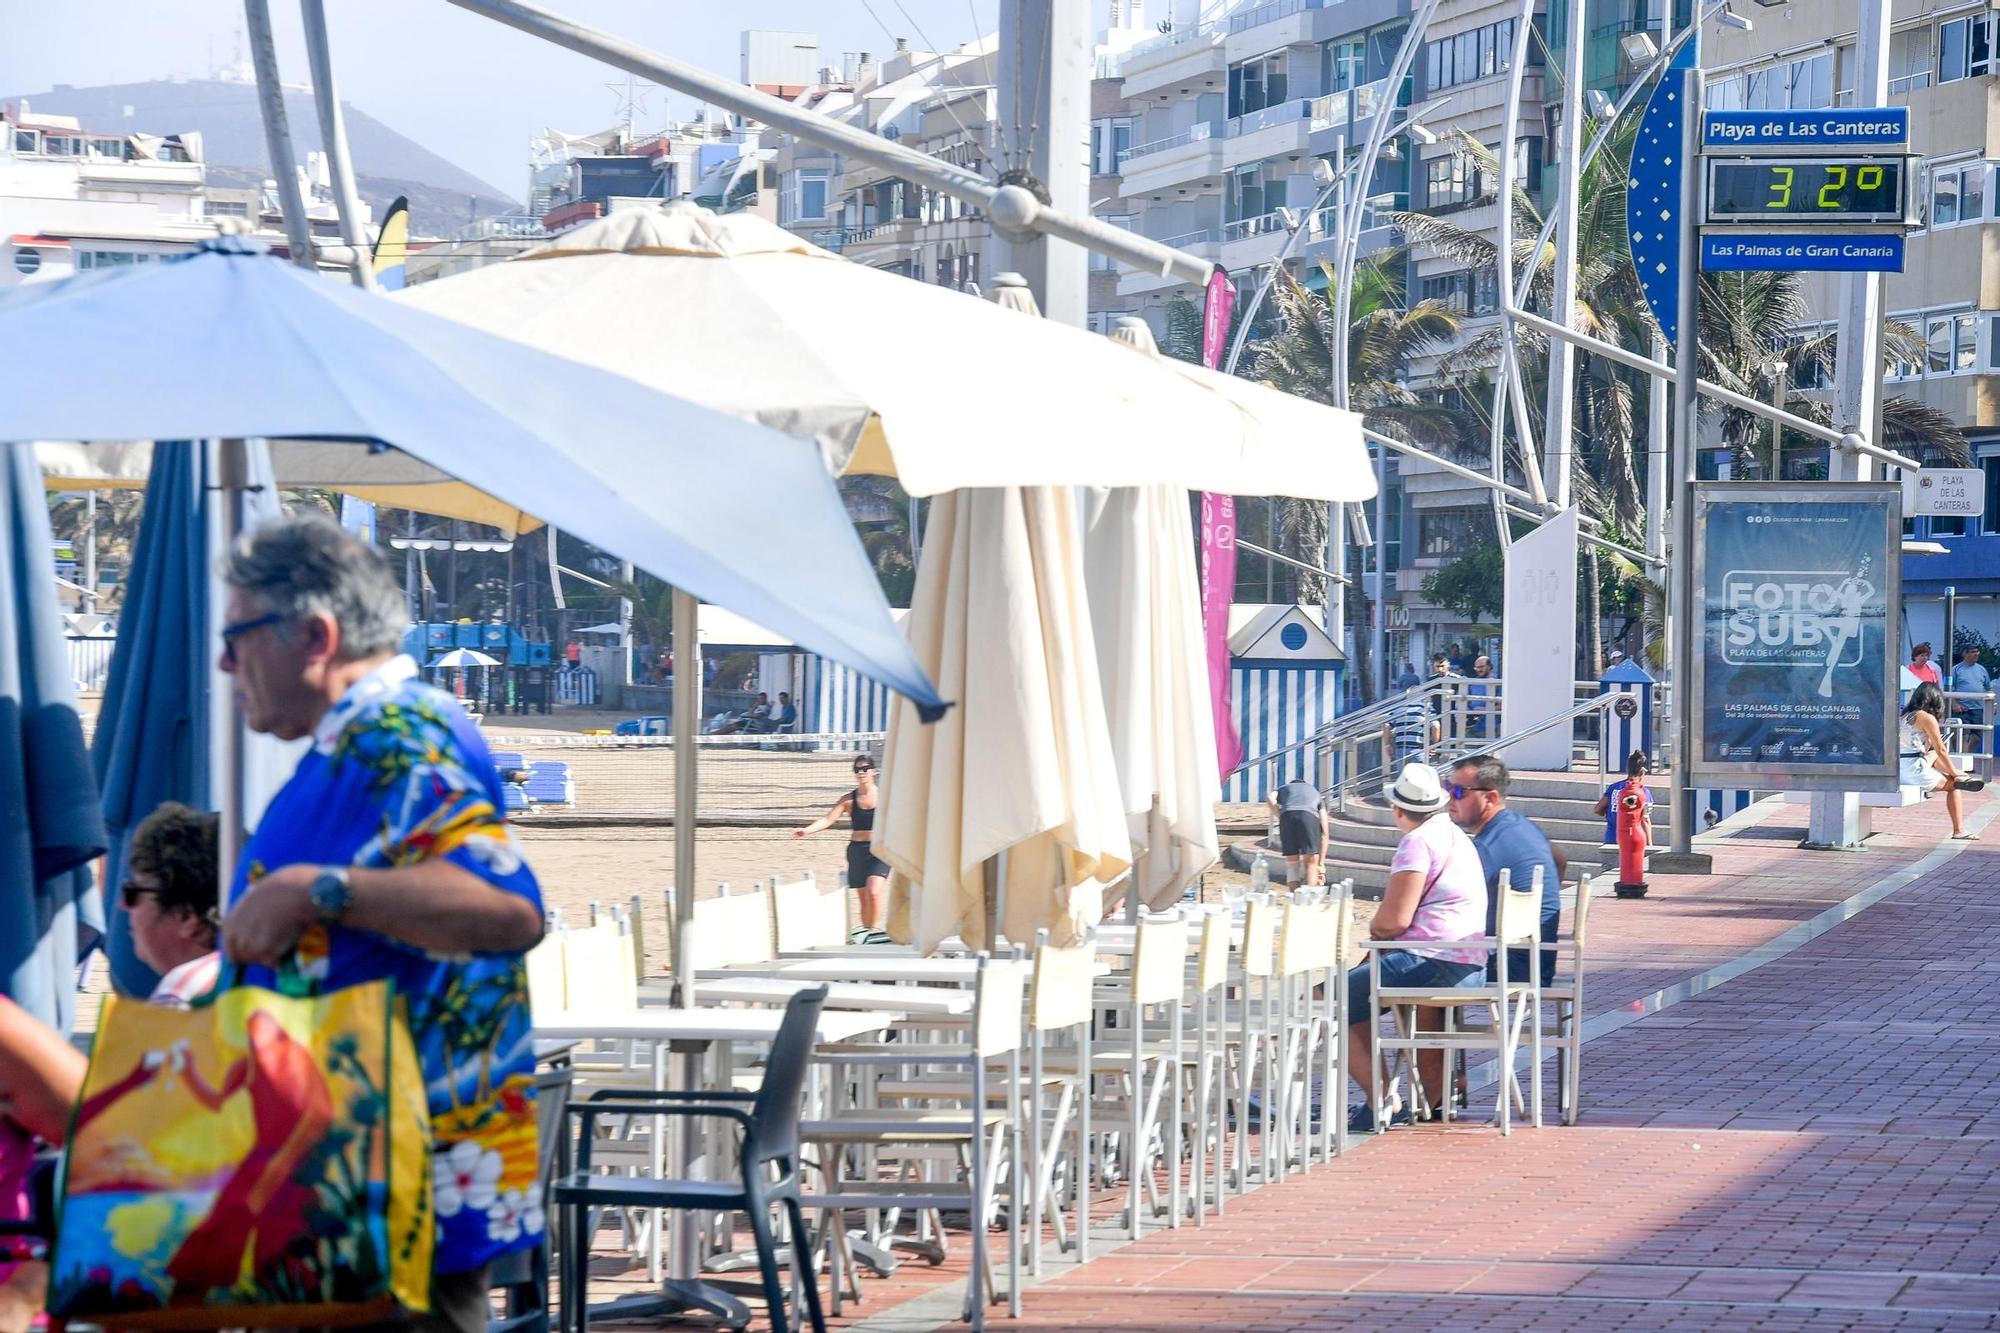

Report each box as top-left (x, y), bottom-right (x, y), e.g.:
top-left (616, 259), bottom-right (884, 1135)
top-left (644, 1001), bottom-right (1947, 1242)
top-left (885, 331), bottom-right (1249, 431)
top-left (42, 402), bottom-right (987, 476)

top-left (223, 515), bottom-right (409, 659)
top-left (1451, 753), bottom-right (1511, 795)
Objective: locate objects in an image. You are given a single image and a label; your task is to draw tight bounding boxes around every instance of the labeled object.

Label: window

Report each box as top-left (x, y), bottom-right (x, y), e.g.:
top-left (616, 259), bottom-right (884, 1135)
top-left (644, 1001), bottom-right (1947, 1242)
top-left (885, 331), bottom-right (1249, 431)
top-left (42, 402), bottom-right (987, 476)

top-left (1229, 162), bottom-right (1286, 222)
top-left (1091, 117), bottom-right (1134, 175)
top-left (1381, 462), bottom-right (1403, 575)
top-left (1423, 153), bottom-right (1482, 210)
top-left (1418, 268), bottom-right (1497, 315)
top-left (1908, 309), bottom-right (1984, 378)
top-left (1418, 509), bottom-right (1483, 559)
top-left (1983, 457), bottom-right (2000, 536)
top-left (1323, 38), bottom-right (1364, 93)
top-left (1228, 52), bottom-right (1289, 119)
top-left (1939, 14), bottom-right (1995, 83)
top-left (1889, 26), bottom-right (1933, 93)
top-left (1934, 513), bottom-right (1968, 537)
top-left (1927, 161), bottom-right (1993, 229)
top-left (75, 250), bottom-right (154, 270)
top-left (1425, 18), bottom-right (1515, 93)
top-left (207, 200), bottom-right (249, 218)
top-left (11, 128), bottom-right (37, 154)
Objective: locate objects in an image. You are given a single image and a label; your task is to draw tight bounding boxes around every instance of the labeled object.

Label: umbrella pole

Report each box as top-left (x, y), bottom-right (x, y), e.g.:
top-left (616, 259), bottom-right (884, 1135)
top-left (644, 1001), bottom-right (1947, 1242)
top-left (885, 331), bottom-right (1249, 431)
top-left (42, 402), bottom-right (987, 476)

top-left (209, 439), bottom-right (250, 893)
top-left (670, 589), bottom-right (699, 983)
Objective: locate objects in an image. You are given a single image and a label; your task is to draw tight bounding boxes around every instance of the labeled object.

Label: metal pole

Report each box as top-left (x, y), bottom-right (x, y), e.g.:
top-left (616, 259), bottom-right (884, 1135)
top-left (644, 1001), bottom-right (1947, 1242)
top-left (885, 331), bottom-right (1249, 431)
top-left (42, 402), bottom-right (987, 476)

top-left (1808, 0), bottom-right (1891, 850)
top-left (1332, 0), bottom-right (1442, 408)
top-left (1946, 585), bottom-right (1958, 665)
top-left (299, 0), bottom-right (377, 290)
top-left (1767, 360), bottom-right (1786, 477)
top-left (445, 0), bottom-right (1215, 288)
top-left (618, 559), bottom-right (635, 693)
top-left (1374, 447), bottom-right (1388, 698)
top-left (1543, 0), bottom-right (1588, 510)
top-left (671, 589), bottom-right (699, 979)
top-left (82, 490), bottom-right (97, 615)
top-left (993, 0), bottom-right (1090, 325)
top-left (210, 439), bottom-right (251, 892)
top-left (1665, 59), bottom-right (1705, 865)
top-left (243, 0), bottom-right (317, 271)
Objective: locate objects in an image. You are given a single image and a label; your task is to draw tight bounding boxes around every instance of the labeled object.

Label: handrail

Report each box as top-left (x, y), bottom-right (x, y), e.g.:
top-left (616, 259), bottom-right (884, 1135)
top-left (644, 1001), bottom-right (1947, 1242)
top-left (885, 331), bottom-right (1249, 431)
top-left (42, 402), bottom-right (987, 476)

top-left (1118, 121), bottom-right (1217, 166)
top-left (1238, 685), bottom-right (1621, 814)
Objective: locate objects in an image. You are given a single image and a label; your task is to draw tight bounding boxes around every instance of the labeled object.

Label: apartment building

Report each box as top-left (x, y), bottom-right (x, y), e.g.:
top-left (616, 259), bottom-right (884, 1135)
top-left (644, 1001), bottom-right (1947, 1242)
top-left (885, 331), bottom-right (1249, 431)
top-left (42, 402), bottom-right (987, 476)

top-left (1705, 0), bottom-right (2000, 646)
top-left (0, 102), bottom-right (216, 288)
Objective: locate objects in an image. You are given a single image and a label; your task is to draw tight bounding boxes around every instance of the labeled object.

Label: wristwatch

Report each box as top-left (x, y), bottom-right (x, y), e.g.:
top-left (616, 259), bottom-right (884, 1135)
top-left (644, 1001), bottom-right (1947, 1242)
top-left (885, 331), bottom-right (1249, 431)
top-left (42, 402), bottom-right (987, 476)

top-left (309, 866), bottom-right (353, 924)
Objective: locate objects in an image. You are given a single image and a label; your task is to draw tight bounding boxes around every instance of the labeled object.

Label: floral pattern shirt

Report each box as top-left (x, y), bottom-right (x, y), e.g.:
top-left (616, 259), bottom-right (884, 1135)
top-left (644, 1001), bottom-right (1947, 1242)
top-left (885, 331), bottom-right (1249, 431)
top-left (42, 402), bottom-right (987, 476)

top-left (226, 656), bottom-right (544, 1275)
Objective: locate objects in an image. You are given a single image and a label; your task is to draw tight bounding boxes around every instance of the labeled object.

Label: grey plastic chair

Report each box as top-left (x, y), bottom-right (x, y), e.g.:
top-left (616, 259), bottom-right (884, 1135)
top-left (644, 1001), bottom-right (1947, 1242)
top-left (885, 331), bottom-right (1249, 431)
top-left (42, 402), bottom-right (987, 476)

top-left (551, 986), bottom-right (829, 1333)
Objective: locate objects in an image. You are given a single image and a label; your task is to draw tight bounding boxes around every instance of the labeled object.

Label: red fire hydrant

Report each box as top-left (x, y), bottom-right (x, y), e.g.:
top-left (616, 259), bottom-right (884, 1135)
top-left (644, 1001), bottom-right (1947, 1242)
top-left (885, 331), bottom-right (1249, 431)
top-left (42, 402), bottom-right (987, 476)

top-left (1614, 773), bottom-right (1651, 899)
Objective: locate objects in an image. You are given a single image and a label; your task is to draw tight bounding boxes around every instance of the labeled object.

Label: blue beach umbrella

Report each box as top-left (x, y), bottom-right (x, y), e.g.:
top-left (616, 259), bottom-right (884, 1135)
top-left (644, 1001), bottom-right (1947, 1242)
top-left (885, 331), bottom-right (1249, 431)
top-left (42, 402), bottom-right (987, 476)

top-left (0, 237), bottom-right (945, 721)
top-left (1, 444), bottom-right (108, 1033)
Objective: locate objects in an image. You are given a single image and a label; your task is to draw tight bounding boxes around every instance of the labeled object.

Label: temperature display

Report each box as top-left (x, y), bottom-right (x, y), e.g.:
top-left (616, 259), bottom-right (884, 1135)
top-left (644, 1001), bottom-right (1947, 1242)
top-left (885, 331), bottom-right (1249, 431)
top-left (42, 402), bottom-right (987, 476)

top-left (1705, 158), bottom-right (1908, 224)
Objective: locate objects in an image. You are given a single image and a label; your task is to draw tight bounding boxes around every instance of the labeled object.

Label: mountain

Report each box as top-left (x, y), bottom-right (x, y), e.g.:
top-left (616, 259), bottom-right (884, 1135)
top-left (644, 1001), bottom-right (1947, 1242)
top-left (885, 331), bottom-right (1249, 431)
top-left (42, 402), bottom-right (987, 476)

top-left (5, 78), bottom-right (519, 235)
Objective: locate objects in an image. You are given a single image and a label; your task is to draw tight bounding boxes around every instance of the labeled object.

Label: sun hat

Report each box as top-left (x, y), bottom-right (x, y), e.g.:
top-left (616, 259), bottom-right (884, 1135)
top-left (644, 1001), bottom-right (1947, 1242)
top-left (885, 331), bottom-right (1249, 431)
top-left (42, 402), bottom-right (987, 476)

top-left (1387, 762), bottom-right (1449, 816)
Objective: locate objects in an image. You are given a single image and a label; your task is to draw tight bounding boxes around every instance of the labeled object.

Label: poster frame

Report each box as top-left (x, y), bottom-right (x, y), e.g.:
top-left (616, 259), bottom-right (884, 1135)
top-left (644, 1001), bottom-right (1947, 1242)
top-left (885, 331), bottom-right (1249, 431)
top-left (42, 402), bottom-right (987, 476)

top-left (1688, 481), bottom-right (1901, 794)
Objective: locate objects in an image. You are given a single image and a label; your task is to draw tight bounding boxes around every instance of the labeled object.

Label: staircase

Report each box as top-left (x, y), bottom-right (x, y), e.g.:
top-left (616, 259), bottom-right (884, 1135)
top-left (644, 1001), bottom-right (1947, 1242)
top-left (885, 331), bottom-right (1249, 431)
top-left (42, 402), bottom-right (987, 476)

top-left (1224, 770), bottom-right (1614, 899)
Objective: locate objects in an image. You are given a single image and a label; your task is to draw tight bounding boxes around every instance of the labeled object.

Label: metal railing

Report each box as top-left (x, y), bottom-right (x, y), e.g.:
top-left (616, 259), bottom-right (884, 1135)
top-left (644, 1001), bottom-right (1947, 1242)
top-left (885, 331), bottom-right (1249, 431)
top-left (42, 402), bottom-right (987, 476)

top-left (1153, 226), bottom-right (1220, 249)
top-left (1236, 678), bottom-right (1623, 814)
top-left (1309, 77), bottom-right (1390, 133)
top-left (1227, 97), bottom-right (1312, 138)
top-left (1228, 0), bottom-right (1322, 33)
top-left (1114, 19), bottom-right (1227, 69)
top-left (1117, 121), bottom-right (1217, 167)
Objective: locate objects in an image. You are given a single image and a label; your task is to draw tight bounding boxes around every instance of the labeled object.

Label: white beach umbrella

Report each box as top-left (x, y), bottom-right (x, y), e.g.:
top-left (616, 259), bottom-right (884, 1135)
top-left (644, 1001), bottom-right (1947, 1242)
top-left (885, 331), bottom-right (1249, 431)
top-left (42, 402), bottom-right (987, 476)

top-left (873, 275), bottom-right (1132, 951)
top-left (875, 484), bottom-right (1130, 951)
top-left (398, 203), bottom-right (1377, 503)
top-left (1085, 317), bottom-right (1224, 906)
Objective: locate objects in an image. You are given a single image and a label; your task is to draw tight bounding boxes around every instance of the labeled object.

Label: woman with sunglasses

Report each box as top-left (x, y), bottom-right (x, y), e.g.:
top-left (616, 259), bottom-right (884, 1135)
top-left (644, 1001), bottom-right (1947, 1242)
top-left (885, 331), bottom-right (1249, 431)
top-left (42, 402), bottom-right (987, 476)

top-left (795, 756), bottom-right (891, 936)
top-left (121, 802), bottom-right (223, 1007)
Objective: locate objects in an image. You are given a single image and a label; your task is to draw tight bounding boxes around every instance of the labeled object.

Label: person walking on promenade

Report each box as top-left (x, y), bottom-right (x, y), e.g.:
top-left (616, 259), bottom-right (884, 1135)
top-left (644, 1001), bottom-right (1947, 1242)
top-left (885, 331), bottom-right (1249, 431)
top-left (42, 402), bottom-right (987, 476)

top-left (1266, 778), bottom-right (1329, 886)
top-left (214, 516), bottom-right (545, 1333)
top-left (1340, 764), bottom-right (1489, 1132)
top-left (797, 755), bottom-right (891, 937)
top-left (1902, 681), bottom-right (1985, 839)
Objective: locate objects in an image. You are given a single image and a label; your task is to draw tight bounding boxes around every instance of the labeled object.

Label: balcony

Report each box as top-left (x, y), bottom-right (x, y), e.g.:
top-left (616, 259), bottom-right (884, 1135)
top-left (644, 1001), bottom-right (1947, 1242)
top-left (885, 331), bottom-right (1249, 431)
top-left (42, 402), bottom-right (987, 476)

top-left (1308, 77), bottom-right (1392, 140)
top-left (1117, 122), bottom-right (1226, 197)
top-left (1223, 0), bottom-right (1331, 62)
top-left (1117, 226), bottom-right (1218, 297)
top-left (1219, 205), bottom-right (1329, 268)
top-left (1224, 96), bottom-right (1313, 168)
top-left (812, 219), bottom-right (920, 254)
top-left (1298, 192), bottom-right (1409, 265)
top-left (1115, 21), bottom-right (1228, 101)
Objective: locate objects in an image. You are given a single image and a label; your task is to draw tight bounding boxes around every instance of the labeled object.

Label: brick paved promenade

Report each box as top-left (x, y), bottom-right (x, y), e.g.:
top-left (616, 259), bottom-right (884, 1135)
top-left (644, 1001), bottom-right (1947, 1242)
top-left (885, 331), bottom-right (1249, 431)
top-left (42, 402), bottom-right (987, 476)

top-left (580, 794), bottom-right (2000, 1330)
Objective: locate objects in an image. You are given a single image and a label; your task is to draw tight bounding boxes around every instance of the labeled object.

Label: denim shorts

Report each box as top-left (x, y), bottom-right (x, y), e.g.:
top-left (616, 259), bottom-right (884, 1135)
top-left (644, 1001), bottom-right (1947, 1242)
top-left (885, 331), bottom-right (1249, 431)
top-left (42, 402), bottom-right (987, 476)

top-left (1345, 951), bottom-right (1485, 1025)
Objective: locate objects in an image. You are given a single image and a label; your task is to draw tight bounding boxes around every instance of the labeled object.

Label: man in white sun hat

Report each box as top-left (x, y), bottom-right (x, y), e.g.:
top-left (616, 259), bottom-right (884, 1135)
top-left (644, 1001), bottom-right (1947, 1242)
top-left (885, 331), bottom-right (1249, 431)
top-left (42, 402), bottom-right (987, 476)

top-left (1341, 762), bottom-right (1490, 1132)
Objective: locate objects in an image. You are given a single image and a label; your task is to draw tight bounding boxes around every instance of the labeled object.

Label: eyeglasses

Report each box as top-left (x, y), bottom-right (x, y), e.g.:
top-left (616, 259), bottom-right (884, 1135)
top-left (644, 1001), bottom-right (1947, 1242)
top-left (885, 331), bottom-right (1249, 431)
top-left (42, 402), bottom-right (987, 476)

top-left (120, 882), bottom-right (160, 910)
top-left (1448, 784), bottom-right (1497, 800)
top-left (853, 765), bottom-right (877, 775)
top-left (219, 611), bottom-right (283, 666)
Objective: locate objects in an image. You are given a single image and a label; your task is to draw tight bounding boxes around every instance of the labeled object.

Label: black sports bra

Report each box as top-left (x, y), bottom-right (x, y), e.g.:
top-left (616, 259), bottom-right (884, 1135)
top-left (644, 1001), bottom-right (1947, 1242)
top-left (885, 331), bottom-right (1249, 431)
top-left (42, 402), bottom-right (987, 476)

top-left (848, 789), bottom-right (877, 832)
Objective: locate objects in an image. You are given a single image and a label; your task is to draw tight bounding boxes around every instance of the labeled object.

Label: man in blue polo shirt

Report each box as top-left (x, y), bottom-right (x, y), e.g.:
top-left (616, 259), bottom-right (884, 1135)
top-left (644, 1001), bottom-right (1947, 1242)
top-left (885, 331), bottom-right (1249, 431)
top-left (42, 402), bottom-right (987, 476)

top-left (1447, 753), bottom-right (1562, 987)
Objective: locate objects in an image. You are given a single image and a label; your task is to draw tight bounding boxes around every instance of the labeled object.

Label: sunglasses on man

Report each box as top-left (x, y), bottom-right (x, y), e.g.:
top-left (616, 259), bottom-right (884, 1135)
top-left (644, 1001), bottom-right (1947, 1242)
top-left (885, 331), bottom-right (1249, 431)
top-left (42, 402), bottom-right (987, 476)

top-left (1448, 784), bottom-right (1497, 800)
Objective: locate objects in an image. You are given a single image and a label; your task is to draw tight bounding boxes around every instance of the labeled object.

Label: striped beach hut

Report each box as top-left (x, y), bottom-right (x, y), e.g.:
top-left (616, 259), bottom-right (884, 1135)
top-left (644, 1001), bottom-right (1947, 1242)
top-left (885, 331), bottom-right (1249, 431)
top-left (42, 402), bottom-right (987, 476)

top-left (1224, 605), bottom-right (1345, 802)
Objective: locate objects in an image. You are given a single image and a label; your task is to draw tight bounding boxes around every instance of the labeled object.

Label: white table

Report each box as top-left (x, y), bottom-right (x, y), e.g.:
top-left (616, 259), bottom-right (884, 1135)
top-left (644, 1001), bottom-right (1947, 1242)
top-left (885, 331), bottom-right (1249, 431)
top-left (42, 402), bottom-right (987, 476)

top-left (668, 975), bottom-right (975, 1017)
top-left (724, 955), bottom-right (1107, 985)
top-left (534, 1003), bottom-right (894, 1327)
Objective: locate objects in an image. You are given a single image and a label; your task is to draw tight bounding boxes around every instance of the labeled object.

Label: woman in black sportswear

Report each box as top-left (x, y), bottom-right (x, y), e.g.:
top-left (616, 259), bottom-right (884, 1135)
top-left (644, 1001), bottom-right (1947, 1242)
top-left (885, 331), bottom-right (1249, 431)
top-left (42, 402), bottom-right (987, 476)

top-left (795, 755), bottom-right (891, 932)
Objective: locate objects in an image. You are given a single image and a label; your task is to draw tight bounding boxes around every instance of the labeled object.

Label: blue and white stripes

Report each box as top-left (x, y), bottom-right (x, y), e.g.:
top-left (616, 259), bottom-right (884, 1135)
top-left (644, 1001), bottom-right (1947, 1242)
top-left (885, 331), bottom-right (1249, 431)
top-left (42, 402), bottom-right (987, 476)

top-left (1224, 663), bottom-right (1342, 802)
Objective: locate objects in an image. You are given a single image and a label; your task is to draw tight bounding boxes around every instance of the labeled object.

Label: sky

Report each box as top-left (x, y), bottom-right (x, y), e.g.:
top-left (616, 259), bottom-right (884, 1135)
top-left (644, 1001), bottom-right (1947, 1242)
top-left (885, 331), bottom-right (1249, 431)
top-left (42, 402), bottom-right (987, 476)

top-left (0, 1), bottom-right (1024, 201)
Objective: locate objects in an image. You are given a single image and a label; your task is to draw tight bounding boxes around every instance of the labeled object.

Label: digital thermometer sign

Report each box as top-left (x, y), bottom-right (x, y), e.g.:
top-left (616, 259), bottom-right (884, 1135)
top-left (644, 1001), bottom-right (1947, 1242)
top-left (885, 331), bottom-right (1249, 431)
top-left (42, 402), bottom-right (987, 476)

top-left (1704, 157), bottom-right (1909, 225)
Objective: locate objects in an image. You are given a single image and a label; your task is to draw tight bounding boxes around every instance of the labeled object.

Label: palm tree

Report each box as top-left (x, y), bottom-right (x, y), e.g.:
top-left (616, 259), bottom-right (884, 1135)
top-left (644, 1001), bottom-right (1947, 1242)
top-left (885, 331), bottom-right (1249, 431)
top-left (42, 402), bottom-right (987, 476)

top-left (1246, 254), bottom-right (1479, 700)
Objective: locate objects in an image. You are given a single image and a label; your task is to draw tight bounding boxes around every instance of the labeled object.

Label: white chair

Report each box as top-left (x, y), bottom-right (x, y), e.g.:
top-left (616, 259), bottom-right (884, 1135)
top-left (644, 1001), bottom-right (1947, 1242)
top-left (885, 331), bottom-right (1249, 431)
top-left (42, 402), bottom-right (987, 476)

top-left (770, 872), bottom-right (852, 954)
top-left (1084, 913), bottom-right (1187, 1239)
top-left (800, 955), bottom-right (1028, 1327)
top-left (1178, 908), bottom-right (1231, 1225)
top-left (1225, 894), bottom-right (1279, 1194)
top-left (1538, 874), bottom-right (1595, 1125)
top-left (1368, 868), bottom-right (1545, 1134)
top-left (1271, 888), bottom-right (1353, 1172)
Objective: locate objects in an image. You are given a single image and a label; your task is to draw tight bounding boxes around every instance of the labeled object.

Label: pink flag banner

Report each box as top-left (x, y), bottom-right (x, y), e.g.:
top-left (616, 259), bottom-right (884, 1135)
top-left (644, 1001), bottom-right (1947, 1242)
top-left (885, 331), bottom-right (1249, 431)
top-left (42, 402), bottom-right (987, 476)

top-left (1197, 269), bottom-right (1243, 777)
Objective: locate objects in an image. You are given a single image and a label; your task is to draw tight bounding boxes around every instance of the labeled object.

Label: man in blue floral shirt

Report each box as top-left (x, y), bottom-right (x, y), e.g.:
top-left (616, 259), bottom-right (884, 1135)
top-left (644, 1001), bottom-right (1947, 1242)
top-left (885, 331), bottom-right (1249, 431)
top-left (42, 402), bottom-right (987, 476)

top-left (217, 517), bottom-right (544, 1333)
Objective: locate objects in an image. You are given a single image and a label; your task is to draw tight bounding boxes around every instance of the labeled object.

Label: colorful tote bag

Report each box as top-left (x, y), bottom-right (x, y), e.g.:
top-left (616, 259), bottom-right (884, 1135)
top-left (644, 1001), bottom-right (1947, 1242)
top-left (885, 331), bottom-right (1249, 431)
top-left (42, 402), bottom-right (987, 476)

top-left (48, 980), bottom-right (433, 1328)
